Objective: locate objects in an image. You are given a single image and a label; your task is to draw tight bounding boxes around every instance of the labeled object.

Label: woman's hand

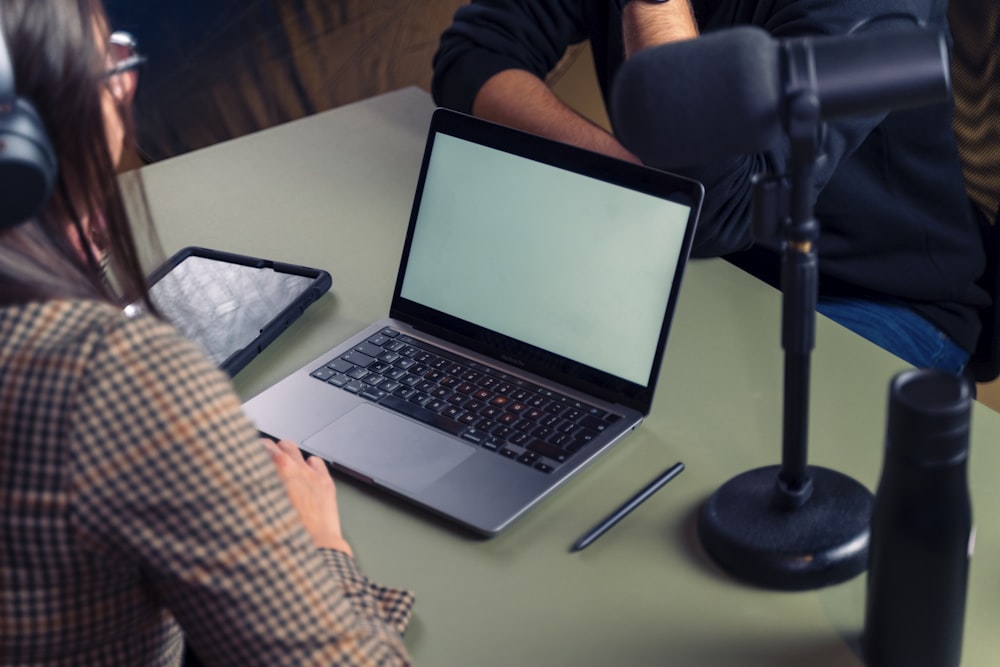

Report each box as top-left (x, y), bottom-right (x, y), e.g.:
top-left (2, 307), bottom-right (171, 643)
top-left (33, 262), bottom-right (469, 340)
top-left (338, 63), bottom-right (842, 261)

top-left (263, 438), bottom-right (353, 556)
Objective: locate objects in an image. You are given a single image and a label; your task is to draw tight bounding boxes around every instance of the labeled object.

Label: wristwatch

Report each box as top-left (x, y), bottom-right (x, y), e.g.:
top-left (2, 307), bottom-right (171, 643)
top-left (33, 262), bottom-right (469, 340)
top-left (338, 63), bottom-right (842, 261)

top-left (615, 0), bottom-right (671, 12)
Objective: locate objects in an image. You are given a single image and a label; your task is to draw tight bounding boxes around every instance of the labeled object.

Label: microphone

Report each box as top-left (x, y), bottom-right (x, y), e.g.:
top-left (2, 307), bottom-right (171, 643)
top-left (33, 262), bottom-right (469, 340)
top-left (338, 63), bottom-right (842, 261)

top-left (610, 25), bottom-right (951, 168)
top-left (648, 24), bottom-right (953, 592)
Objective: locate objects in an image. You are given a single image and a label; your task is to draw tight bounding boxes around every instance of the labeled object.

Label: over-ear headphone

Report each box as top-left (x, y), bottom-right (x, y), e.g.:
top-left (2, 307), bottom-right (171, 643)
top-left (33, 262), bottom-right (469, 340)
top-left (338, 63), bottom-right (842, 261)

top-left (0, 12), bottom-right (57, 230)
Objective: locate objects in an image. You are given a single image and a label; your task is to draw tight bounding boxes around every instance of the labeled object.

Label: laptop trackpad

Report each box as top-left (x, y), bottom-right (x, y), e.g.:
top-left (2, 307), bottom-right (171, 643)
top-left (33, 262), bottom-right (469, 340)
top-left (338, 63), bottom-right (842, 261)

top-left (303, 404), bottom-right (476, 494)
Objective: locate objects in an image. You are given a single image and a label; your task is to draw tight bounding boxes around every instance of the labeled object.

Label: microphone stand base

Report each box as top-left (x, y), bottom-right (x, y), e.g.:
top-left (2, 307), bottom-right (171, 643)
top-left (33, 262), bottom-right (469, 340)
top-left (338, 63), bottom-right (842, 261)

top-left (697, 465), bottom-right (873, 590)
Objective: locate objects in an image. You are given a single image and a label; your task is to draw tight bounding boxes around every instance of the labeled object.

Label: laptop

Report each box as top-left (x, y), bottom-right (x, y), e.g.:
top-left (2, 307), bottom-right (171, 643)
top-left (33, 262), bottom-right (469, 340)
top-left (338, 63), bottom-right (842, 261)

top-left (243, 108), bottom-right (703, 536)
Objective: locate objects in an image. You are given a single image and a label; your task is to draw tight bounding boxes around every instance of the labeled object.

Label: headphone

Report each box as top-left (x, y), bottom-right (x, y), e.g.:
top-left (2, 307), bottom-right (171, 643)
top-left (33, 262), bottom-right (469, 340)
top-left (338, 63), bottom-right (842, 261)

top-left (0, 12), bottom-right (57, 230)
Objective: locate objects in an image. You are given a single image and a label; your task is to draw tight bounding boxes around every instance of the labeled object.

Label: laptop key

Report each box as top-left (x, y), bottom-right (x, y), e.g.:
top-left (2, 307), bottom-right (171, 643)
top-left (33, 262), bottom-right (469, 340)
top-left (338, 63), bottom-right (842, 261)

top-left (461, 429), bottom-right (486, 444)
top-left (509, 431), bottom-right (531, 446)
top-left (581, 414), bottom-right (611, 432)
top-left (311, 367), bottom-right (336, 381)
top-left (526, 439), bottom-right (569, 463)
top-left (360, 388), bottom-right (387, 401)
top-left (544, 402), bottom-right (567, 416)
top-left (431, 386), bottom-right (453, 400)
top-left (492, 426), bottom-right (513, 440)
top-left (342, 350), bottom-right (375, 368)
top-left (527, 395), bottom-right (548, 409)
top-left (395, 386), bottom-right (417, 399)
top-left (512, 420), bottom-right (534, 433)
top-left (532, 425), bottom-right (554, 440)
top-left (326, 358), bottom-right (355, 373)
top-left (368, 361), bottom-right (391, 374)
top-left (518, 451), bottom-right (539, 466)
top-left (482, 437), bottom-right (501, 451)
top-left (523, 407), bottom-right (545, 421)
top-left (367, 333), bottom-right (391, 347)
top-left (343, 380), bottom-right (364, 394)
top-left (539, 414), bottom-right (562, 428)
top-left (383, 339), bottom-right (406, 353)
top-left (549, 431), bottom-right (572, 447)
top-left (557, 420), bottom-right (578, 434)
top-left (326, 373), bottom-right (349, 388)
top-left (354, 341), bottom-right (384, 357)
top-left (384, 367), bottom-right (407, 381)
top-left (378, 351), bottom-right (401, 364)
top-left (380, 394), bottom-right (467, 436)
top-left (380, 380), bottom-right (402, 393)
top-left (409, 392), bottom-right (431, 405)
top-left (347, 367), bottom-right (369, 380)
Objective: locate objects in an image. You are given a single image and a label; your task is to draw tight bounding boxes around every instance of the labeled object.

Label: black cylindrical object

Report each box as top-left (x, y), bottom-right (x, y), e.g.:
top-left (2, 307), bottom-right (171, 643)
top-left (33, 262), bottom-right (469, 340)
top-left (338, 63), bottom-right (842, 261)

top-left (863, 368), bottom-right (974, 667)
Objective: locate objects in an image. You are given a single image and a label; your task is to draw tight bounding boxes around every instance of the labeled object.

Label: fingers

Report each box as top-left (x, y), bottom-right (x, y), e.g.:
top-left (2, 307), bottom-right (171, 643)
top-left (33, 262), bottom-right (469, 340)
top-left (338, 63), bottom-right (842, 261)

top-left (261, 438), bottom-right (304, 460)
top-left (261, 439), bottom-right (331, 481)
top-left (276, 439), bottom-right (304, 460)
top-left (307, 455), bottom-right (329, 474)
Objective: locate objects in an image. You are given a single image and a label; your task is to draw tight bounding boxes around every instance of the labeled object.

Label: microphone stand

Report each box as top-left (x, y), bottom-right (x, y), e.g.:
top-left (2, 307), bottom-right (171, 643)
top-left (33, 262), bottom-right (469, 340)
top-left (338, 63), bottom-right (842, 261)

top-left (696, 86), bottom-right (874, 590)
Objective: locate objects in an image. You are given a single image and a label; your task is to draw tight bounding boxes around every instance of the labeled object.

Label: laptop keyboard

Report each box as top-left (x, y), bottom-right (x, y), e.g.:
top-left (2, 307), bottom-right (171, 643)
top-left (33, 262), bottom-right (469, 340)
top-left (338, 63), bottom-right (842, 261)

top-left (309, 327), bottom-right (620, 473)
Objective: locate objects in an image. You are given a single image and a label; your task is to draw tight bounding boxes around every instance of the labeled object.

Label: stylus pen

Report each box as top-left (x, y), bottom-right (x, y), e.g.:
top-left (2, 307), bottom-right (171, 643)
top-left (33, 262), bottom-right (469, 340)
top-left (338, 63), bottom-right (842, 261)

top-left (570, 462), bottom-right (685, 553)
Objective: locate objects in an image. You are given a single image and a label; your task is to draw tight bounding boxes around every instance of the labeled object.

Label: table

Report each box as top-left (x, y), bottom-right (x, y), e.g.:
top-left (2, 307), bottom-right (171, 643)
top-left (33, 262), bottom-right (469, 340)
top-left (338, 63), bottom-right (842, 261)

top-left (137, 86), bottom-right (1000, 666)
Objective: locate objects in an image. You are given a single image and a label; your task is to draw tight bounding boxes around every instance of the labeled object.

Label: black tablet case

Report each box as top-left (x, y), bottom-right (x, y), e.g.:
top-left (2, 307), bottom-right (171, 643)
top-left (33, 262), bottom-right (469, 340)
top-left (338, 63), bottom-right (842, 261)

top-left (146, 246), bottom-right (332, 375)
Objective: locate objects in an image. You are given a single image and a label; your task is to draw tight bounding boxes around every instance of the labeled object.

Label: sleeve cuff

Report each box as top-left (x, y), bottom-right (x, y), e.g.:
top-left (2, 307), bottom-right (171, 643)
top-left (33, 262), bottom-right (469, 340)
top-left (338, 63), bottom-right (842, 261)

top-left (320, 548), bottom-right (415, 637)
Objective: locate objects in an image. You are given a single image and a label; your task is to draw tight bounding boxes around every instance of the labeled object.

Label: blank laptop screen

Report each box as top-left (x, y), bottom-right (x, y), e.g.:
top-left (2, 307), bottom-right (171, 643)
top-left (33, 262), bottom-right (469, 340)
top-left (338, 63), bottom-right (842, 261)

top-left (399, 132), bottom-right (691, 387)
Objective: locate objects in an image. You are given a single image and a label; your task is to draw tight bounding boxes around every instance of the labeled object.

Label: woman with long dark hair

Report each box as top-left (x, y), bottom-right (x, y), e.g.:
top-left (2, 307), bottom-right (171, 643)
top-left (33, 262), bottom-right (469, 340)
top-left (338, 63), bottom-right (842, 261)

top-left (0, 1), bottom-right (413, 664)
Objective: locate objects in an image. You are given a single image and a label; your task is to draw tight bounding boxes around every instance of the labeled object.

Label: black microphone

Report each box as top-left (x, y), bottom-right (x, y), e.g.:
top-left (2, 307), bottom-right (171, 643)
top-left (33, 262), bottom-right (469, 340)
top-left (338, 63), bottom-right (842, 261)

top-left (610, 25), bottom-right (951, 168)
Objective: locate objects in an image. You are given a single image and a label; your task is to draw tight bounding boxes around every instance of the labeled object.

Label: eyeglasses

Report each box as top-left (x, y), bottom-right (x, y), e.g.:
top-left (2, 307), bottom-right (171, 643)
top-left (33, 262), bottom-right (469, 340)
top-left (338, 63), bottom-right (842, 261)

top-left (103, 31), bottom-right (146, 80)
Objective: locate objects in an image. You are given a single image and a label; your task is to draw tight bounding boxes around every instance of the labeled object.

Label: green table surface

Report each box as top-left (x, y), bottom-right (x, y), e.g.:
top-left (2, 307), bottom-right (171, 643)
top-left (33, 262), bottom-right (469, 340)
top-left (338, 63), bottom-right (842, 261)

top-left (136, 86), bottom-right (1000, 666)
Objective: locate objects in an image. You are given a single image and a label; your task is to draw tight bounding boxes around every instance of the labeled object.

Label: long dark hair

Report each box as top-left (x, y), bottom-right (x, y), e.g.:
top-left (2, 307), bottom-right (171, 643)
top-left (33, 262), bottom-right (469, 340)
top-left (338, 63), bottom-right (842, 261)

top-left (0, 0), bottom-right (158, 310)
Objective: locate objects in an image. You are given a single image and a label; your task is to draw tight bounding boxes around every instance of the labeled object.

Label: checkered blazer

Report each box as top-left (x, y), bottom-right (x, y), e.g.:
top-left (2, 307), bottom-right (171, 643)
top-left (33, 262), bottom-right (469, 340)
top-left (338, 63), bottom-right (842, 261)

top-left (0, 300), bottom-right (413, 665)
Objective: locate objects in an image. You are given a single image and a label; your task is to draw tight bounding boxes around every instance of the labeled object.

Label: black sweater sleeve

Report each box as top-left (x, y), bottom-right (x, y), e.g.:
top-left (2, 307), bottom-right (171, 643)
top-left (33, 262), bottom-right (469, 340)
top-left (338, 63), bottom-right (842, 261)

top-left (432, 0), bottom-right (597, 113)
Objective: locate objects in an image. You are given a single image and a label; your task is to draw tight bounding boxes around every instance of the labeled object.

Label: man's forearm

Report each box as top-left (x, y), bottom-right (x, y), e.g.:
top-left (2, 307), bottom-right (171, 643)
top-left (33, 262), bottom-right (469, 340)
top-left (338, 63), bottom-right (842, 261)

top-left (622, 0), bottom-right (698, 57)
top-left (472, 68), bottom-right (640, 163)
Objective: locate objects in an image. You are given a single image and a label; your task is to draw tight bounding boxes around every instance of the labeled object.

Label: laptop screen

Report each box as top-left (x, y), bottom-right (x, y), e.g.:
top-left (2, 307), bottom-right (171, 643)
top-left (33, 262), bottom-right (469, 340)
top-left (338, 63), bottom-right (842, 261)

top-left (400, 132), bottom-right (691, 386)
top-left (393, 109), bottom-right (701, 410)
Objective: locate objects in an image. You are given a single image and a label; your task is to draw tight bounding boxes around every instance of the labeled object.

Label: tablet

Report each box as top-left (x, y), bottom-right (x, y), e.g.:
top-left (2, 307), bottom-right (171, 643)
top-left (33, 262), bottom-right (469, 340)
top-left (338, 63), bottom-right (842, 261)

top-left (145, 246), bottom-right (332, 375)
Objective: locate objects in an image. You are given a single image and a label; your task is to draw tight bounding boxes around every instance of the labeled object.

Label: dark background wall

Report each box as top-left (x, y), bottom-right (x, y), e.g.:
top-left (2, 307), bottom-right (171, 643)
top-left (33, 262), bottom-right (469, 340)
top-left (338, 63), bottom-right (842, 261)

top-left (104, 0), bottom-right (468, 162)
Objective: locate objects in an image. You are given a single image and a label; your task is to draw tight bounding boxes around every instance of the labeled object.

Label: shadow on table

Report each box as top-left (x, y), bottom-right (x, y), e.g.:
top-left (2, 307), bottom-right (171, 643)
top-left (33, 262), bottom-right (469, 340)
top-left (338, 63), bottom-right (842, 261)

top-left (677, 499), bottom-right (866, 665)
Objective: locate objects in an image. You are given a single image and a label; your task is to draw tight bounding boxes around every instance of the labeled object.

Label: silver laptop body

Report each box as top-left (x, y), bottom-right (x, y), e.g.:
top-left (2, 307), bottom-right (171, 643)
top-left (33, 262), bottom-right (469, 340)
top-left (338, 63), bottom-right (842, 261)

top-left (244, 108), bottom-right (703, 536)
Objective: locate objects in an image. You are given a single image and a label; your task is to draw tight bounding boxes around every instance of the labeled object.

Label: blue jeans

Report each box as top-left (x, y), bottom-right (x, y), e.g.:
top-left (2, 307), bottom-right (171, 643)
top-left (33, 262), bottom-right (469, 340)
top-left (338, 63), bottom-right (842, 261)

top-left (816, 297), bottom-right (968, 373)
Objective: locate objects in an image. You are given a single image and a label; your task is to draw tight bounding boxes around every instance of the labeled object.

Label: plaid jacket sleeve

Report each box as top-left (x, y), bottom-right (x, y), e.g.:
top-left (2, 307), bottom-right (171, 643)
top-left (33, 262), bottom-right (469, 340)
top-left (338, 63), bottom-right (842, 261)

top-left (67, 310), bottom-right (414, 666)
